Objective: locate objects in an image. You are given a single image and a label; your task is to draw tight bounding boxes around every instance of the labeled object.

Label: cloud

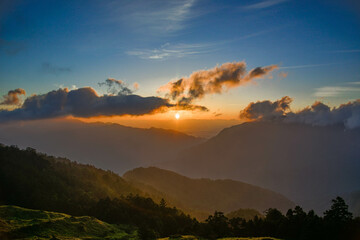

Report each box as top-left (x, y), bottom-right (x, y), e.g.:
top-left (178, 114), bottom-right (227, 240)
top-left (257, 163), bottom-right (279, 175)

top-left (347, 81), bottom-right (360, 85)
top-left (279, 63), bottom-right (340, 70)
top-left (106, 0), bottom-right (197, 35)
top-left (314, 86), bottom-right (360, 97)
top-left (0, 87), bottom-right (172, 122)
top-left (0, 39), bottom-right (26, 55)
top-left (98, 78), bottom-right (133, 95)
top-left (127, 42), bottom-right (212, 60)
top-left (41, 62), bottom-right (71, 75)
top-left (314, 82), bottom-right (360, 97)
top-left (278, 71), bottom-right (288, 79)
top-left (0, 88), bottom-right (26, 105)
top-left (159, 61), bottom-right (278, 105)
top-left (244, 0), bottom-right (288, 10)
top-left (0, 86), bottom-right (208, 123)
top-left (239, 97), bottom-right (360, 129)
top-left (239, 96), bottom-right (292, 121)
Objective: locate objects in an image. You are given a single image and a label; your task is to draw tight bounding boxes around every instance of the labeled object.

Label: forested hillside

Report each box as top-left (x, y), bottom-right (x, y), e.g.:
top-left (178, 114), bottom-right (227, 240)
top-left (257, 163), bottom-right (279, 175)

top-left (124, 167), bottom-right (294, 219)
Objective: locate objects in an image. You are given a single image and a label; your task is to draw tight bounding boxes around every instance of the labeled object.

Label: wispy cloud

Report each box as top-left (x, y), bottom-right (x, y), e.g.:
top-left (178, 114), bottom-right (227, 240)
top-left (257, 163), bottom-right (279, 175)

top-left (127, 42), bottom-right (213, 60)
top-left (279, 63), bottom-right (338, 70)
top-left (41, 62), bottom-right (71, 75)
top-left (314, 82), bottom-right (360, 97)
top-left (244, 0), bottom-right (288, 10)
top-left (0, 38), bottom-right (26, 55)
top-left (347, 81), bottom-right (360, 85)
top-left (106, 0), bottom-right (197, 35)
top-left (127, 28), bottom-right (280, 60)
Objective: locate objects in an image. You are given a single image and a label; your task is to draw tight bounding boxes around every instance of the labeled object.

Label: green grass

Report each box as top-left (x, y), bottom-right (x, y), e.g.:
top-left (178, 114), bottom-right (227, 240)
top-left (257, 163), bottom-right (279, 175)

top-left (0, 205), bottom-right (138, 240)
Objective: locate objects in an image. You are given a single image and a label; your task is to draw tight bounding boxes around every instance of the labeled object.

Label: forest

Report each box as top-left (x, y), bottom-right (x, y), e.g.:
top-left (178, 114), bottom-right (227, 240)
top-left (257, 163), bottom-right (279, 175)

top-left (1, 144), bottom-right (359, 239)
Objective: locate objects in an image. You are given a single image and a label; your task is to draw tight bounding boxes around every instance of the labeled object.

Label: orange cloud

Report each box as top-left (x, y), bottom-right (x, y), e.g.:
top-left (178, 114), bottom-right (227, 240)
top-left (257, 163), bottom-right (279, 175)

top-left (1, 88), bottom-right (26, 105)
top-left (159, 61), bottom-right (278, 105)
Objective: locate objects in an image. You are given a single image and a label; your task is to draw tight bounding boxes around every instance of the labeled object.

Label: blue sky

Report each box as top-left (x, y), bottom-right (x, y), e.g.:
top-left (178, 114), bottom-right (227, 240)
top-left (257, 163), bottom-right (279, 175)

top-left (1, 0), bottom-right (359, 118)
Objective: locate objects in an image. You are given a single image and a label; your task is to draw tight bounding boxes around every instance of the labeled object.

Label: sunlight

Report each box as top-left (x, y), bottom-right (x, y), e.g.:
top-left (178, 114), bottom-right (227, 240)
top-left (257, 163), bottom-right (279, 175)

top-left (175, 113), bottom-right (180, 120)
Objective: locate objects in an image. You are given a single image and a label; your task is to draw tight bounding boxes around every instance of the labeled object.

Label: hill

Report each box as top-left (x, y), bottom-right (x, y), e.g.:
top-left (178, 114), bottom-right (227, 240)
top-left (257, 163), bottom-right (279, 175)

top-left (123, 167), bottom-right (295, 218)
top-left (161, 122), bottom-right (360, 212)
top-left (0, 205), bottom-right (138, 240)
top-left (0, 145), bottom-right (199, 237)
top-left (0, 144), bottom-right (140, 214)
top-left (0, 119), bottom-right (202, 174)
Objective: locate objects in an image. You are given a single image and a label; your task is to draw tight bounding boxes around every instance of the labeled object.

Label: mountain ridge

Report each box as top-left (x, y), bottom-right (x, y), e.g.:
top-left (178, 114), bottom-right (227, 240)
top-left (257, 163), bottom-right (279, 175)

top-left (123, 166), bottom-right (295, 219)
top-left (160, 121), bottom-right (360, 213)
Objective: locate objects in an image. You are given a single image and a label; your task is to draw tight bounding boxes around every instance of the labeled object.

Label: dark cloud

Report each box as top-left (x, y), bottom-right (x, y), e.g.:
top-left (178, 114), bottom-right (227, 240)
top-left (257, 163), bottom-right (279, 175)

top-left (0, 88), bottom-right (26, 105)
top-left (159, 61), bottom-right (278, 105)
top-left (239, 96), bottom-right (292, 121)
top-left (41, 62), bottom-right (71, 75)
top-left (98, 78), bottom-right (133, 95)
top-left (239, 97), bottom-right (360, 129)
top-left (0, 87), bottom-right (173, 122)
top-left (244, 65), bottom-right (278, 81)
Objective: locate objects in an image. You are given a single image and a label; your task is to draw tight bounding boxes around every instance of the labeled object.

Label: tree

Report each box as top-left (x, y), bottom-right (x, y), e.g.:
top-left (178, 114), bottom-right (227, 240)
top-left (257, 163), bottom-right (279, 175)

top-left (204, 211), bottom-right (230, 239)
top-left (159, 198), bottom-right (167, 208)
top-left (323, 196), bottom-right (353, 240)
top-left (324, 196), bottom-right (352, 223)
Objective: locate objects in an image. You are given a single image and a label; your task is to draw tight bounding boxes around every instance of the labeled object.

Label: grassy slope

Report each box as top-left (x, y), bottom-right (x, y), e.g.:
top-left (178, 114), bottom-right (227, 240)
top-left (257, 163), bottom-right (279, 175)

top-left (0, 205), bottom-right (138, 240)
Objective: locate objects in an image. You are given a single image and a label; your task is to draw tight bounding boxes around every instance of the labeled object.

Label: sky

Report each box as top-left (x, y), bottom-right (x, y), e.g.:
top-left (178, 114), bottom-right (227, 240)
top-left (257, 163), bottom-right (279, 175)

top-left (0, 0), bottom-right (360, 134)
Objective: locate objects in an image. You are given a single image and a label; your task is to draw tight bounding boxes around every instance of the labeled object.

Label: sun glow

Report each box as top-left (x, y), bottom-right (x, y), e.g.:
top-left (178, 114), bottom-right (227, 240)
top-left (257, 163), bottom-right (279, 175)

top-left (175, 113), bottom-right (180, 119)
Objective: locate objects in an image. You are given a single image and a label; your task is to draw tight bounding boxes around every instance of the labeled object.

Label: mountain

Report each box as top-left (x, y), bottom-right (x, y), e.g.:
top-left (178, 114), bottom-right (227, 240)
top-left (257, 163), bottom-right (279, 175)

top-left (123, 167), bottom-right (295, 219)
top-left (161, 122), bottom-right (360, 211)
top-left (0, 119), bottom-right (202, 173)
top-left (0, 145), bottom-right (198, 237)
top-left (0, 144), bottom-right (140, 214)
top-left (0, 205), bottom-right (138, 240)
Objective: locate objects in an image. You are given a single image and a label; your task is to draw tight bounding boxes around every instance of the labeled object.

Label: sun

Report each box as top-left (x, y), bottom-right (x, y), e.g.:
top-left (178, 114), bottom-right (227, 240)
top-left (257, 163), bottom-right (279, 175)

top-left (175, 113), bottom-right (180, 119)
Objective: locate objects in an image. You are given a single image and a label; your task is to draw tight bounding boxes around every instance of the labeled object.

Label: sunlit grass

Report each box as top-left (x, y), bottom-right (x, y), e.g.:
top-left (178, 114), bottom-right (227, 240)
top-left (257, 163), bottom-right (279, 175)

top-left (0, 205), bottom-right (138, 240)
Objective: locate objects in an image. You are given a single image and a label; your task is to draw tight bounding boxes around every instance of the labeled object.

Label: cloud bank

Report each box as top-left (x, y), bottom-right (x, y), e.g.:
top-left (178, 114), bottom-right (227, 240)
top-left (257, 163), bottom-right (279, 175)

top-left (239, 97), bottom-right (360, 129)
top-left (0, 87), bottom-right (172, 122)
top-left (159, 61), bottom-right (278, 105)
top-left (0, 85), bottom-right (209, 123)
top-left (0, 88), bottom-right (26, 105)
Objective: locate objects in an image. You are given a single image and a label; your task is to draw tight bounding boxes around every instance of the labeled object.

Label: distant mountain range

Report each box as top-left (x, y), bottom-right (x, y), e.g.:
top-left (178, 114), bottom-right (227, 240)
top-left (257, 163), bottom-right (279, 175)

top-left (0, 119), bottom-right (202, 173)
top-left (161, 122), bottom-right (360, 213)
top-left (123, 167), bottom-right (294, 220)
top-left (1, 119), bottom-right (359, 215)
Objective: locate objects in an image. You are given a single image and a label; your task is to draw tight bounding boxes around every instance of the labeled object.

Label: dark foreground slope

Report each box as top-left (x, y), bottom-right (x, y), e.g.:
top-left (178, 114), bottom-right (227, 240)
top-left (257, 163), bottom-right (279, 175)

top-left (0, 145), bottom-right (198, 237)
top-left (0, 205), bottom-right (138, 240)
top-left (0, 119), bottom-right (202, 173)
top-left (0, 144), bottom-right (140, 214)
top-left (124, 167), bottom-right (294, 219)
top-left (162, 122), bottom-right (360, 212)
